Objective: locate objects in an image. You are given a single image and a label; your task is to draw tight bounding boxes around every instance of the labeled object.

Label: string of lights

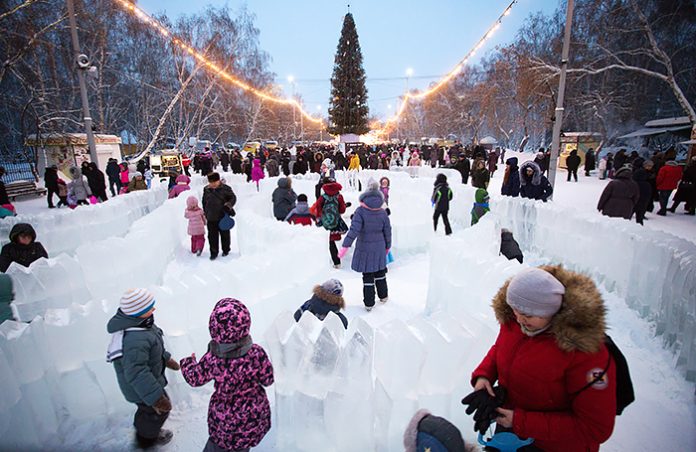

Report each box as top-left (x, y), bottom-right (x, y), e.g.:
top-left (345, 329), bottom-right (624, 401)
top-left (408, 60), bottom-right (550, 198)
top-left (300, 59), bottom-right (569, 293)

top-left (377, 0), bottom-right (518, 137)
top-left (112, 0), bottom-right (324, 125)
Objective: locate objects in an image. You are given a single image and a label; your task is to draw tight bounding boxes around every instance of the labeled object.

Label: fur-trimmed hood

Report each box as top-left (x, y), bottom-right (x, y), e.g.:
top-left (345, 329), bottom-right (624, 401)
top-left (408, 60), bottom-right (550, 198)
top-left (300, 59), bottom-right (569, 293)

top-left (491, 265), bottom-right (607, 353)
top-left (312, 285), bottom-right (345, 309)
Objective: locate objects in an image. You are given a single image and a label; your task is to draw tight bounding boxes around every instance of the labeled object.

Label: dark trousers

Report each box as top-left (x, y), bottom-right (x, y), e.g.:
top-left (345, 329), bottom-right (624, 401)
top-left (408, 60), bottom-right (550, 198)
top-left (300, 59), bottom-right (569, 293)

top-left (433, 209), bottom-right (452, 235)
top-left (109, 178), bottom-right (121, 197)
top-left (329, 240), bottom-right (340, 265)
top-left (134, 400), bottom-right (169, 444)
top-left (47, 188), bottom-right (58, 207)
top-left (362, 269), bottom-right (388, 307)
top-left (95, 189), bottom-right (108, 202)
top-left (184, 165), bottom-right (191, 177)
top-left (203, 438), bottom-right (249, 452)
top-left (567, 168), bottom-right (578, 181)
top-left (57, 196), bottom-right (68, 207)
top-left (657, 190), bottom-right (673, 214)
top-left (635, 206), bottom-right (646, 225)
top-left (207, 221), bottom-right (231, 257)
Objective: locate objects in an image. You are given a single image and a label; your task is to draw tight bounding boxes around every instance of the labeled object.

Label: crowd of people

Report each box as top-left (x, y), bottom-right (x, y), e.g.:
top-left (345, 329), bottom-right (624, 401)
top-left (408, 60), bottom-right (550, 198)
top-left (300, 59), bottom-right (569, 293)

top-left (1, 138), bottom-right (684, 451)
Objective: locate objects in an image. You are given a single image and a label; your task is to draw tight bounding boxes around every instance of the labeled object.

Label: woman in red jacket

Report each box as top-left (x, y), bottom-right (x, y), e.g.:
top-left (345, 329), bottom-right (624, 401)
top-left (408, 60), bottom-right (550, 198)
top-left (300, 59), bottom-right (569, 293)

top-left (655, 159), bottom-right (683, 215)
top-left (471, 266), bottom-right (616, 452)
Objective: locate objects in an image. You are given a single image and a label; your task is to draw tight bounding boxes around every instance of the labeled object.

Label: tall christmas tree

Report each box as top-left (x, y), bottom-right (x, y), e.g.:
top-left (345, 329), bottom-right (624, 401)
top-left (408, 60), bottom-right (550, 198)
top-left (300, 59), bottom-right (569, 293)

top-left (328, 12), bottom-right (370, 136)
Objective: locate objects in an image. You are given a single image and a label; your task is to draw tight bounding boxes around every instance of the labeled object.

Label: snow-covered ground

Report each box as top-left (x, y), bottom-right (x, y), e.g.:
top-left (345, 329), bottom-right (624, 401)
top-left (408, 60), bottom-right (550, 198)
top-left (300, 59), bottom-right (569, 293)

top-left (1, 155), bottom-right (695, 451)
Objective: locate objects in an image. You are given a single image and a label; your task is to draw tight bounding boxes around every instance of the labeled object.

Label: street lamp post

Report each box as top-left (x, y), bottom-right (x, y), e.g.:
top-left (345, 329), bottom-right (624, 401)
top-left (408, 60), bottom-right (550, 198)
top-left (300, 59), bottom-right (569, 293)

top-left (66, 0), bottom-right (98, 165)
top-left (316, 105), bottom-right (322, 141)
top-left (548, 0), bottom-right (575, 199)
top-left (403, 68), bottom-right (414, 143)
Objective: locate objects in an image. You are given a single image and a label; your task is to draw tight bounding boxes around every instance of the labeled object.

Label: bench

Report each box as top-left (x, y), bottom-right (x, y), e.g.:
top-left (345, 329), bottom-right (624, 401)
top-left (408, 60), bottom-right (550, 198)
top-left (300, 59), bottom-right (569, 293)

top-left (5, 180), bottom-right (47, 200)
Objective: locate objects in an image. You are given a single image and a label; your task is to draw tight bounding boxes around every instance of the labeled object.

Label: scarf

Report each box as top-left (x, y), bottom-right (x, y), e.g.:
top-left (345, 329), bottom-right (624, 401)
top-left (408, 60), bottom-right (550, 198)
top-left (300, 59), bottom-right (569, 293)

top-left (520, 322), bottom-right (552, 337)
top-left (208, 335), bottom-right (253, 359)
top-left (138, 315), bottom-right (155, 328)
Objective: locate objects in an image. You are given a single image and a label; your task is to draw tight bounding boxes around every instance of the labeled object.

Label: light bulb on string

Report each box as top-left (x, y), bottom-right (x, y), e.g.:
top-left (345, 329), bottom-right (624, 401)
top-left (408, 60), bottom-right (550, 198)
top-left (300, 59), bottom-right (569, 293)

top-left (112, 0), bottom-right (323, 126)
top-left (375, 0), bottom-right (518, 136)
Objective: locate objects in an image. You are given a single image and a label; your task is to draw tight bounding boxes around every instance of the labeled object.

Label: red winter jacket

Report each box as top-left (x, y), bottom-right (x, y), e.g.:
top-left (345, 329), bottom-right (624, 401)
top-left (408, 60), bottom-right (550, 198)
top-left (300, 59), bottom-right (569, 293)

top-left (656, 162), bottom-right (682, 190)
top-left (472, 266), bottom-right (616, 452)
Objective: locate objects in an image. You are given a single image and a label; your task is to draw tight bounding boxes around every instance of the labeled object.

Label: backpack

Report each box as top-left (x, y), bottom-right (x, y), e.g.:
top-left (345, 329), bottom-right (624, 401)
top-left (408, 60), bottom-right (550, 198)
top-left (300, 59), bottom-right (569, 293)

top-left (574, 334), bottom-right (635, 415)
top-left (320, 194), bottom-right (340, 230)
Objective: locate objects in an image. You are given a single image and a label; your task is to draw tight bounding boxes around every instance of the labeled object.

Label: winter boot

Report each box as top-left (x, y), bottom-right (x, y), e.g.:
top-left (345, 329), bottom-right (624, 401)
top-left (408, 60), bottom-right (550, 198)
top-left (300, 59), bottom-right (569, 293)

top-left (196, 250), bottom-right (202, 257)
top-left (365, 306), bottom-right (373, 312)
top-left (379, 297), bottom-right (388, 304)
top-left (156, 429), bottom-right (173, 445)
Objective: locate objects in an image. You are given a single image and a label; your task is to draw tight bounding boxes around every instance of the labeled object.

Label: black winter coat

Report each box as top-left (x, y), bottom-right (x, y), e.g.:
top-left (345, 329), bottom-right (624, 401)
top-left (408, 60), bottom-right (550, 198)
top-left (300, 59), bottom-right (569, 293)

top-left (501, 158), bottom-right (520, 197)
top-left (584, 151), bottom-right (596, 171)
top-left (632, 168), bottom-right (652, 211)
top-left (432, 182), bottom-right (453, 212)
top-left (44, 168), bottom-right (59, 190)
top-left (0, 224), bottom-right (48, 272)
top-left (202, 183), bottom-right (237, 222)
top-left (106, 161), bottom-right (121, 181)
top-left (500, 231), bottom-right (523, 263)
top-left (454, 158), bottom-right (470, 184)
top-left (566, 152), bottom-right (581, 171)
top-left (597, 168), bottom-right (639, 219)
top-left (471, 167), bottom-right (490, 189)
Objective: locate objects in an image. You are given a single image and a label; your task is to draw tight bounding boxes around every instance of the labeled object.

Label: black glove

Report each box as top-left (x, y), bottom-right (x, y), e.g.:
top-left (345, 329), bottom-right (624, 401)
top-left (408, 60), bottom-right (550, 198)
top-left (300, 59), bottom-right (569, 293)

top-left (462, 386), bottom-right (507, 434)
top-left (461, 388), bottom-right (490, 416)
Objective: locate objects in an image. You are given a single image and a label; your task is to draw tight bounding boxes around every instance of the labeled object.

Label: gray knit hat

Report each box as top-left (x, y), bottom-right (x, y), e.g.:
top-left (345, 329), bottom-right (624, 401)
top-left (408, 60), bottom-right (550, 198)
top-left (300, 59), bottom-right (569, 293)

top-left (321, 278), bottom-right (344, 297)
top-left (506, 268), bottom-right (565, 317)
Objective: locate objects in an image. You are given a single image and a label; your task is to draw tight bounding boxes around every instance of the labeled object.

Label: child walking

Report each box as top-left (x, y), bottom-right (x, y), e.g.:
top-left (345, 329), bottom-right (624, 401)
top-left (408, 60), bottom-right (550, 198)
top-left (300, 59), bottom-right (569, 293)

top-left (293, 278), bottom-right (348, 329)
top-left (470, 188), bottom-right (490, 226)
top-left (251, 159), bottom-right (264, 192)
top-left (185, 196), bottom-right (206, 256)
top-left (432, 173), bottom-right (453, 235)
top-left (180, 298), bottom-right (274, 452)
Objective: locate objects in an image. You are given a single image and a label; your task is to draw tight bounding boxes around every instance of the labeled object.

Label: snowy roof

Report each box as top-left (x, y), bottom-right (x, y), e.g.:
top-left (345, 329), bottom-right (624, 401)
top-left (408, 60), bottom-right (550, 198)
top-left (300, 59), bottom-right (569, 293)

top-left (561, 132), bottom-right (602, 137)
top-left (644, 116), bottom-right (691, 128)
top-left (479, 136), bottom-right (498, 144)
top-left (618, 125), bottom-right (691, 139)
top-left (25, 132), bottom-right (121, 146)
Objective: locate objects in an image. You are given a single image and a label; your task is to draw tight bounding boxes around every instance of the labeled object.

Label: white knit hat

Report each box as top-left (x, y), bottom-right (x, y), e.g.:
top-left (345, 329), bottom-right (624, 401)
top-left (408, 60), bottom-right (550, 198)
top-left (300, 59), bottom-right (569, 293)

top-left (506, 268), bottom-right (565, 317)
top-left (120, 288), bottom-right (155, 317)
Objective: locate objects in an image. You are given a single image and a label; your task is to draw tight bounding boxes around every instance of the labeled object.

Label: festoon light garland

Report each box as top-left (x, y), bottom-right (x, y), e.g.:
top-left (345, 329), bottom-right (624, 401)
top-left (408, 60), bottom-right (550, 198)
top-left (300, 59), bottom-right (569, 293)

top-left (113, 0), bottom-right (518, 136)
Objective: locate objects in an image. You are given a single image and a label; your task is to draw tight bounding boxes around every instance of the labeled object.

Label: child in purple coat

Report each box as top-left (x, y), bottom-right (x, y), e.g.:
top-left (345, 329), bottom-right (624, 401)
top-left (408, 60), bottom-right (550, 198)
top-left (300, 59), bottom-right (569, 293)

top-left (251, 159), bottom-right (264, 192)
top-left (184, 196), bottom-right (206, 256)
top-left (180, 298), bottom-right (274, 452)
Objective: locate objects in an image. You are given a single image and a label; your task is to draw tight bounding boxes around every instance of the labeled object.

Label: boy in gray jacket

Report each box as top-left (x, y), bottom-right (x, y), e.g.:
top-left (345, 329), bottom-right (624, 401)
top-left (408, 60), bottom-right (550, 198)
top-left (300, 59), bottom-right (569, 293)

top-left (107, 288), bottom-right (179, 448)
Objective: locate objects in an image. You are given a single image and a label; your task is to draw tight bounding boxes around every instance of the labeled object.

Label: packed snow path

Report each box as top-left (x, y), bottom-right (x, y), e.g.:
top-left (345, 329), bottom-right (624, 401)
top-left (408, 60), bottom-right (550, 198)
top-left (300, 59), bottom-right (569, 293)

top-left (1, 158), bottom-right (695, 451)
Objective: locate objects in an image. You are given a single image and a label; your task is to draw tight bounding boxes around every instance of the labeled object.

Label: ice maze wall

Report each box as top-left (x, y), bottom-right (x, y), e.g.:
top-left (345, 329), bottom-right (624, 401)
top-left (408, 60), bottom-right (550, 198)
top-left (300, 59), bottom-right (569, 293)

top-left (2, 169), bottom-right (696, 449)
top-left (0, 184), bottom-right (169, 256)
top-left (492, 196), bottom-right (696, 382)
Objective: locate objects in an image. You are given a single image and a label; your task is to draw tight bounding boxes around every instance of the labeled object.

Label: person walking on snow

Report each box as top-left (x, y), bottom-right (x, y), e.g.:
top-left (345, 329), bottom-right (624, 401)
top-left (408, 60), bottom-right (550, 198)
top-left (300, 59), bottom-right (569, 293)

top-left (471, 188), bottom-right (490, 226)
top-left (501, 157), bottom-right (520, 197)
top-left (566, 149), bottom-right (581, 182)
top-left (655, 156), bottom-right (682, 216)
top-left (185, 196), bottom-right (206, 256)
top-left (519, 161), bottom-right (553, 202)
top-left (313, 178), bottom-right (348, 268)
top-left (107, 288), bottom-right (180, 448)
top-left (179, 298), bottom-right (274, 452)
top-left (251, 159), bottom-right (264, 191)
top-left (168, 174), bottom-right (191, 199)
top-left (202, 172), bottom-right (236, 260)
top-left (285, 193), bottom-right (315, 225)
top-left (339, 180), bottom-right (392, 311)
top-left (44, 165), bottom-right (60, 208)
top-left (432, 173), bottom-right (453, 235)
top-left (294, 278), bottom-right (348, 328)
top-left (272, 177), bottom-right (297, 221)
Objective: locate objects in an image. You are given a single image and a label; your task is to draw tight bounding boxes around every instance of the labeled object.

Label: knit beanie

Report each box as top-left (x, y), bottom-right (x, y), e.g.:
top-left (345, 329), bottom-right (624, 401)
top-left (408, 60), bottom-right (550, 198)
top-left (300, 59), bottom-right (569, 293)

top-left (506, 268), bottom-right (565, 317)
top-left (120, 288), bottom-right (155, 317)
top-left (321, 278), bottom-right (344, 297)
